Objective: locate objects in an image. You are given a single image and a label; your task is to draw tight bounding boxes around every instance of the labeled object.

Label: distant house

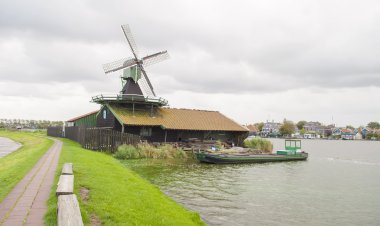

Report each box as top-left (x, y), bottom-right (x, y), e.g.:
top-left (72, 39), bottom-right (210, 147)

top-left (332, 128), bottom-right (342, 136)
top-left (261, 121), bottom-right (281, 137)
top-left (355, 132), bottom-right (363, 140)
top-left (304, 133), bottom-right (317, 139)
top-left (303, 121), bottom-right (332, 137)
top-left (303, 121), bottom-right (321, 133)
top-left (341, 128), bottom-right (355, 140)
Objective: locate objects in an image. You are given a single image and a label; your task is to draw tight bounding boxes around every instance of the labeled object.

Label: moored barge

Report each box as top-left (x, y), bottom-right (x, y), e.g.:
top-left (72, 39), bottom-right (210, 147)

top-left (196, 139), bottom-right (308, 164)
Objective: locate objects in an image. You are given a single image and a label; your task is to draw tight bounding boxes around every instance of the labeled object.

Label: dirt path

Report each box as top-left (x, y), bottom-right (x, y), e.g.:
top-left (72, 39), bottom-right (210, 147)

top-left (0, 137), bottom-right (22, 158)
top-left (0, 139), bottom-right (62, 226)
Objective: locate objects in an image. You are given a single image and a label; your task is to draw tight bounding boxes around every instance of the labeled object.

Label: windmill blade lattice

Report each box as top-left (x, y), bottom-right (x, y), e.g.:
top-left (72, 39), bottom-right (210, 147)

top-left (138, 75), bottom-right (155, 97)
top-left (102, 57), bottom-right (137, 74)
top-left (121, 24), bottom-right (139, 58)
top-left (142, 51), bottom-right (170, 67)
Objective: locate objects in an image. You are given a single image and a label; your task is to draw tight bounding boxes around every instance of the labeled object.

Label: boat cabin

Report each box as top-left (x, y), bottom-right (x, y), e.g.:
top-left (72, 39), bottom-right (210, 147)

top-left (277, 139), bottom-right (302, 155)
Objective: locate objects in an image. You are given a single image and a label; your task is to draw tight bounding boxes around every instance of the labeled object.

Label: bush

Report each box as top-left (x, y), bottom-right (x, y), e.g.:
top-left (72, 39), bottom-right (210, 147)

top-left (243, 138), bottom-right (273, 153)
top-left (114, 144), bottom-right (140, 159)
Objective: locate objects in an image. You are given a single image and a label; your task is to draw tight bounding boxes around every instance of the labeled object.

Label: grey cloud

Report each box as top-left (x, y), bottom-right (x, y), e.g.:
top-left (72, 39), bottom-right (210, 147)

top-left (1, 0), bottom-right (380, 98)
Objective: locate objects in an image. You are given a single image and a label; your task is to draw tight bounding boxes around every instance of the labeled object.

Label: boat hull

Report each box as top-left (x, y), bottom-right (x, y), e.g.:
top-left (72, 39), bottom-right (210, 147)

top-left (195, 153), bottom-right (308, 164)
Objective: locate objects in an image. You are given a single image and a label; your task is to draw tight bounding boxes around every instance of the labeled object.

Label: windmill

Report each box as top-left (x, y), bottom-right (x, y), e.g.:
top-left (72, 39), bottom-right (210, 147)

top-left (102, 24), bottom-right (169, 97)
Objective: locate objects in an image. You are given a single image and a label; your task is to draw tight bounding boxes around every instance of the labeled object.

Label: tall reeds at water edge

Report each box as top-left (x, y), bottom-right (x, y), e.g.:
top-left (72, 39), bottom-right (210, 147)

top-left (243, 138), bottom-right (273, 153)
top-left (114, 143), bottom-right (188, 160)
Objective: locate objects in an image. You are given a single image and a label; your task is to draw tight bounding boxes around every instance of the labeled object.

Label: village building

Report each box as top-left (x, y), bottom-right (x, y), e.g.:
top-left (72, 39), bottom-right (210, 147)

top-left (66, 24), bottom-right (248, 146)
top-left (261, 121), bottom-right (281, 137)
top-left (340, 128), bottom-right (356, 140)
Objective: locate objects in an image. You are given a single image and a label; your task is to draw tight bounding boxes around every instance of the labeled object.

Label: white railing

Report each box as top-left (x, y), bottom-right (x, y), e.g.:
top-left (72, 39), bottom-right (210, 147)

top-left (91, 94), bottom-right (168, 105)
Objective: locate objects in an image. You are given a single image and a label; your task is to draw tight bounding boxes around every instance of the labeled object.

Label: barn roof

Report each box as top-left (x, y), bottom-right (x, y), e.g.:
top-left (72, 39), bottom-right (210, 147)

top-left (67, 110), bottom-right (99, 122)
top-left (108, 104), bottom-right (248, 132)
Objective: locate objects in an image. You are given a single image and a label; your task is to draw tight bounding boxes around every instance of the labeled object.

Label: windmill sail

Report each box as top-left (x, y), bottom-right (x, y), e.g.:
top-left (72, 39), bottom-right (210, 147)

top-left (102, 24), bottom-right (169, 98)
top-left (103, 57), bottom-right (137, 74)
top-left (121, 24), bottom-right (139, 58)
top-left (142, 51), bottom-right (170, 67)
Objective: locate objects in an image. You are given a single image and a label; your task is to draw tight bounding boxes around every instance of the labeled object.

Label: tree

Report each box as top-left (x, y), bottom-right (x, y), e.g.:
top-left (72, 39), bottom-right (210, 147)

top-left (296, 121), bottom-right (307, 130)
top-left (280, 121), bottom-right (295, 137)
top-left (255, 122), bottom-right (264, 132)
top-left (325, 129), bottom-right (332, 137)
top-left (367, 122), bottom-right (380, 129)
top-left (346, 125), bottom-right (355, 130)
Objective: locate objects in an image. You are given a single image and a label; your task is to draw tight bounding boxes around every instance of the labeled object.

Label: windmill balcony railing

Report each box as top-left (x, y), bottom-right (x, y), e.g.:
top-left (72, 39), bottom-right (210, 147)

top-left (91, 94), bottom-right (168, 106)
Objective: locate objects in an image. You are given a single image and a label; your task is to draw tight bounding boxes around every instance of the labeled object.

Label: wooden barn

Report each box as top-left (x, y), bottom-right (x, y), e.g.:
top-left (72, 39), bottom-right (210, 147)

top-left (67, 102), bottom-right (248, 145)
top-left (66, 24), bottom-right (248, 146)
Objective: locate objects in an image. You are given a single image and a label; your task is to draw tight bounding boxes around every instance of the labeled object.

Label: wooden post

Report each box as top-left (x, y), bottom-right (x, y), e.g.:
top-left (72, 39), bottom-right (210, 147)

top-left (121, 125), bottom-right (124, 133)
top-left (164, 130), bottom-right (167, 143)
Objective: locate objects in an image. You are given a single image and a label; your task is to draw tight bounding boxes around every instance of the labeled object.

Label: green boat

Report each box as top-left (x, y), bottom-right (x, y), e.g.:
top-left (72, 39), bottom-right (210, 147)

top-left (196, 139), bottom-right (308, 164)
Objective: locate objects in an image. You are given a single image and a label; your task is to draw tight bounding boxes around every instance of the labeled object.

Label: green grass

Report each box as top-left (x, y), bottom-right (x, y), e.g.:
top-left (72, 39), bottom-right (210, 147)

top-left (0, 130), bottom-right (53, 202)
top-left (45, 139), bottom-right (205, 226)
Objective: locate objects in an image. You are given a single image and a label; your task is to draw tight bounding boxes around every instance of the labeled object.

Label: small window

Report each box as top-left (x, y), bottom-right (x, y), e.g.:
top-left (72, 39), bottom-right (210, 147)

top-left (140, 127), bottom-right (152, 137)
top-left (103, 109), bottom-right (107, 119)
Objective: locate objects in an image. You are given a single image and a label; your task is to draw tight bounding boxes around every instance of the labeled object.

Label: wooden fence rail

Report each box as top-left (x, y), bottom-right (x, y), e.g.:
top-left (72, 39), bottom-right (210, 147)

top-left (47, 126), bottom-right (140, 153)
top-left (47, 127), bottom-right (63, 138)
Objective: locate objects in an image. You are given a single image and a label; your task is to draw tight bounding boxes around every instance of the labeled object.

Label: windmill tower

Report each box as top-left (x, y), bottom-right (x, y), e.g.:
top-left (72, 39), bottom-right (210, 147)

top-left (92, 24), bottom-right (169, 107)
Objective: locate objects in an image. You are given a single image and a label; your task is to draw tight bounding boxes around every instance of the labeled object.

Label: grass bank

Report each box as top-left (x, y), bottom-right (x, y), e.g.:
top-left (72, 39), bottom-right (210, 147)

top-left (0, 130), bottom-right (53, 202)
top-left (45, 139), bottom-right (205, 226)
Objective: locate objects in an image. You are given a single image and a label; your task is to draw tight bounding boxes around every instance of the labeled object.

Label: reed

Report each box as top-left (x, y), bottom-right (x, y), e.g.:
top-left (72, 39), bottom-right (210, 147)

top-left (114, 143), bottom-right (188, 160)
top-left (243, 138), bottom-right (273, 153)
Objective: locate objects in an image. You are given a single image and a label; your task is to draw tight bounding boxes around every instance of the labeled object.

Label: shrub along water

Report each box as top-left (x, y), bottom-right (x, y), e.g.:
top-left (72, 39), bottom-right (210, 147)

top-left (115, 143), bottom-right (188, 160)
top-left (243, 138), bottom-right (273, 153)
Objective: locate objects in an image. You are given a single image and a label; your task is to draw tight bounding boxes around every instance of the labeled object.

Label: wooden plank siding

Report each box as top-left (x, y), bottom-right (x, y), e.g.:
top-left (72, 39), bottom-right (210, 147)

top-left (47, 126), bottom-right (140, 152)
top-left (47, 127), bottom-right (64, 137)
top-left (82, 128), bottom-right (140, 152)
top-left (123, 125), bottom-right (247, 145)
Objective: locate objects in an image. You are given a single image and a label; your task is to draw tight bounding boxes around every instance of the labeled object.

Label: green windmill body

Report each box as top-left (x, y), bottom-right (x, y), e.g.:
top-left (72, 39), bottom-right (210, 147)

top-left (122, 66), bottom-right (141, 83)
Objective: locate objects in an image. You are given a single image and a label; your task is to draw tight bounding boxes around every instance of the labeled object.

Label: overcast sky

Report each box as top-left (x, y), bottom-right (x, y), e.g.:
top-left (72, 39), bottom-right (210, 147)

top-left (0, 0), bottom-right (379, 127)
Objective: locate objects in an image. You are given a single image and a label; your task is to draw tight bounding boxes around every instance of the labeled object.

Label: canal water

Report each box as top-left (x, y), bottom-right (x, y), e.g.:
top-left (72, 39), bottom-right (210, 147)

top-left (0, 137), bottom-right (22, 158)
top-left (123, 139), bottom-right (380, 226)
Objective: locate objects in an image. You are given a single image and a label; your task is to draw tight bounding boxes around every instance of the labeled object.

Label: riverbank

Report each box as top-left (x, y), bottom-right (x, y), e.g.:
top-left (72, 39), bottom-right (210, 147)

top-left (45, 138), bottom-right (205, 225)
top-left (0, 130), bottom-right (53, 202)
